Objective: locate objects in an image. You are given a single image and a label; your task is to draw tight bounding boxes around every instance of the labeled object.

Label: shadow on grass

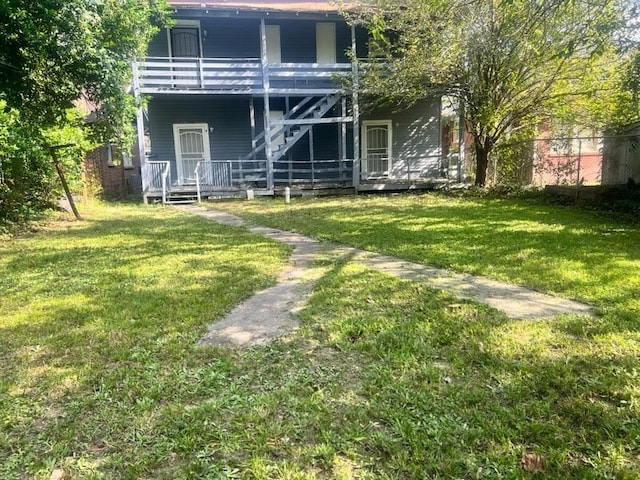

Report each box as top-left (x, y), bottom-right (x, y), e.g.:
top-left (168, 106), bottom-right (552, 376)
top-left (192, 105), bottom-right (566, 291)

top-left (273, 261), bottom-right (640, 478)
top-left (0, 205), bottom-right (291, 478)
top-left (223, 195), bottom-right (640, 327)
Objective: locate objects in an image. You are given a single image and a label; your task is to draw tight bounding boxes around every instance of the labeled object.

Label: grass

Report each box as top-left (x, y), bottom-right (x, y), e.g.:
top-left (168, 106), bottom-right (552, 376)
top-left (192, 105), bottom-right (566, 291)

top-left (211, 193), bottom-right (640, 323)
top-left (1, 197), bottom-right (639, 478)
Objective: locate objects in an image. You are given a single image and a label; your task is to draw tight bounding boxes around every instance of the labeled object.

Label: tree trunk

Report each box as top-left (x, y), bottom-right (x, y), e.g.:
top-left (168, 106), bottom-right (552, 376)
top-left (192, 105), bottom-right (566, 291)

top-left (475, 144), bottom-right (490, 187)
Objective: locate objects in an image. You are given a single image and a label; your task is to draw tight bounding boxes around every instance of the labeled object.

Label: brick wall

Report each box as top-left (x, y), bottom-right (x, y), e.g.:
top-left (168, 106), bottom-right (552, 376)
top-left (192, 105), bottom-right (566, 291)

top-left (84, 143), bottom-right (142, 198)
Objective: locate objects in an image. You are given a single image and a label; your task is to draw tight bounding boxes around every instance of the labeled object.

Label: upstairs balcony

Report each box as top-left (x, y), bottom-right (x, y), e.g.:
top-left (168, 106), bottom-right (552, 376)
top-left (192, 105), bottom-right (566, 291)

top-left (133, 57), bottom-right (354, 96)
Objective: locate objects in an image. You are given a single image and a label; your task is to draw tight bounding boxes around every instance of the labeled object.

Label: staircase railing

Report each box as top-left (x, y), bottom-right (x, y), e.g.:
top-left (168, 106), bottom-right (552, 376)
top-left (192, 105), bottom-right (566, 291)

top-left (161, 162), bottom-right (170, 204)
top-left (242, 96), bottom-right (317, 161)
top-left (243, 94), bottom-right (340, 162)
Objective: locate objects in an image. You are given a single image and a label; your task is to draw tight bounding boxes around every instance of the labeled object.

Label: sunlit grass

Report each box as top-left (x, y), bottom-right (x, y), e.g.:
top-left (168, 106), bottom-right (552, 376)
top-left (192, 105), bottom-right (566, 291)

top-left (0, 202), bottom-right (291, 479)
top-left (1, 198), bottom-right (639, 478)
top-left (211, 193), bottom-right (640, 320)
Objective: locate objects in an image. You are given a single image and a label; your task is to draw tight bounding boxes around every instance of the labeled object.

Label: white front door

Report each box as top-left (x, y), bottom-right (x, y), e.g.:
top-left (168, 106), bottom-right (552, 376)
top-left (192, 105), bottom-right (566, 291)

top-left (265, 25), bottom-right (281, 63)
top-left (316, 22), bottom-right (336, 64)
top-left (173, 124), bottom-right (211, 185)
top-left (362, 121), bottom-right (392, 178)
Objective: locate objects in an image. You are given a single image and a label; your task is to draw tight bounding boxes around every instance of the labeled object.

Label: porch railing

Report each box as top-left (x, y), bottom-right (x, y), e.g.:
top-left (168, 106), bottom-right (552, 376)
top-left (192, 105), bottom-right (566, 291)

top-left (146, 161), bottom-right (171, 203)
top-left (135, 57), bottom-right (351, 93)
top-left (195, 160), bottom-right (233, 202)
top-left (360, 156), bottom-right (442, 181)
top-left (273, 158), bottom-right (353, 185)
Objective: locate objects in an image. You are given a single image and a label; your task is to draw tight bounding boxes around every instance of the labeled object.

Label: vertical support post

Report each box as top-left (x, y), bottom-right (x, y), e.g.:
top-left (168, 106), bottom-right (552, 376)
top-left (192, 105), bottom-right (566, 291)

top-left (309, 127), bottom-right (315, 184)
top-left (285, 96), bottom-right (291, 139)
top-left (260, 18), bottom-right (274, 190)
top-left (132, 61), bottom-right (148, 194)
top-left (161, 167), bottom-right (167, 205)
top-left (249, 97), bottom-right (257, 161)
top-left (351, 25), bottom-right (360, 190)
top-left (198, 57), bottom-right (204, 89)
top-left (341, 97), bottom-right (347, 181)
top-left (288, 151), bottom-right (293, 185)
top-left (196, 165), bottom-right (201, 203)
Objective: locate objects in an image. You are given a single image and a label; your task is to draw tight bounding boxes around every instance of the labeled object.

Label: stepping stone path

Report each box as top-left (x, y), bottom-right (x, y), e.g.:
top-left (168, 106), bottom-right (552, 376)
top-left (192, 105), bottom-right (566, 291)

top-left (181, 205), bottom-right (594, 347)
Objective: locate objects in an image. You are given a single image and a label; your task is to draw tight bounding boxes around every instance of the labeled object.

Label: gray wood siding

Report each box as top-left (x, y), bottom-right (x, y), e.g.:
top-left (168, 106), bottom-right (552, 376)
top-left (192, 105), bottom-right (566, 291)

top-left (275, 21), bottom-right (315, 63)
top-left (362, 98), bottom-right (442, 178)
top-left (201, 18), bottom-right (260, 58)
top-left (147, 31), bottom-right (169, 57)
top-left (148, 96), bottom-right (253, 181)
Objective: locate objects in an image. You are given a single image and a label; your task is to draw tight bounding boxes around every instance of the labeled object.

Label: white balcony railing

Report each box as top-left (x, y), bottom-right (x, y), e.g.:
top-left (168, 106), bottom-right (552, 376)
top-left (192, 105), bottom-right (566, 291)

top-left (134, 57), bottom-right (352, 93)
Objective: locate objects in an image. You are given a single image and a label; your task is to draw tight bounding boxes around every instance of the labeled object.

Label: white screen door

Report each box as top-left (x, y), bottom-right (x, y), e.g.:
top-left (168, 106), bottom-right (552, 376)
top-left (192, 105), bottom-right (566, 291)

top-left (362, 121), bottom-right (392, 177)
top-left (316, 23), bottom-right (336, 64)
top-left (173, 124), bottom-right (211, 185)
top-left (265, 25), bottom-right (281, 63)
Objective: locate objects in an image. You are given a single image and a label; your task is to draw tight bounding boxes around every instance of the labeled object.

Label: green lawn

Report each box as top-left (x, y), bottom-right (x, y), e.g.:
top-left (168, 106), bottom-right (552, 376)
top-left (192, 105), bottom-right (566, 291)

top-left (212, 193), bottom-right (640, 323)
top-left (1, 198), bottom-right (639, 478)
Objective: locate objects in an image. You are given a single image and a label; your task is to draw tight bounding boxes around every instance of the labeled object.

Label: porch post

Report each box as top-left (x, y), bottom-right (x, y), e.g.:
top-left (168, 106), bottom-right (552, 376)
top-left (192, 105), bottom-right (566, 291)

top-left (249, 97), bottom-right (257, 161)
top-left (309, 127), bottom-right (315, 184)
top-left (132, 61), bottom-right (148, 195)
top-left (341, 97), bottom-right (347, 181)
top-left (351, 26), bottom-right (360, 190)
top-left (260, 18), bottom-right (274, 190)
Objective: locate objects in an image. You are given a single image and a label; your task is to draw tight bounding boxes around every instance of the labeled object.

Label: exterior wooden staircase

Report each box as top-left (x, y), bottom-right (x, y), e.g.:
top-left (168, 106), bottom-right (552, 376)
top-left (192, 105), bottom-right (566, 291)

top-left (244, 94), bottom-right (342, 163)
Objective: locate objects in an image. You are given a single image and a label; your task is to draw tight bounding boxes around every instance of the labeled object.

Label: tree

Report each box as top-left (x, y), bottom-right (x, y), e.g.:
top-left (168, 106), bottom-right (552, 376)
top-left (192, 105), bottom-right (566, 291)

top-left (347, 0), bottom-right (629, 186)
top-left (0, 0), bottom-right (169, 225)
top-left (0, 0), bottom-right (168, 140)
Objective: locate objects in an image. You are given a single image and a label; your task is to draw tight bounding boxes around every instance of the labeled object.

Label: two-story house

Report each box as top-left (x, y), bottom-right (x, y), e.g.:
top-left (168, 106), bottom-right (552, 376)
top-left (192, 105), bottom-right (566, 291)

top-left (132, 0), bottom-right (444, 203)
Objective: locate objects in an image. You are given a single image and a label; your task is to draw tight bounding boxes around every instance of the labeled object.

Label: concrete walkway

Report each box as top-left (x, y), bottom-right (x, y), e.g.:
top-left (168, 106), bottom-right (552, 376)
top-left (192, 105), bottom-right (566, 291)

top-left (181, 205), bottom-right (593, 347)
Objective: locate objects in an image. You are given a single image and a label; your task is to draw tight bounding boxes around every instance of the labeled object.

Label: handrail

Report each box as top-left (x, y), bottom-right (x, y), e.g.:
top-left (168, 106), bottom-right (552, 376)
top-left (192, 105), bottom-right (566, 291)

top-left (145, 56), bottom-right (260, 62)
top-left (146, 160), bottom-right (171, 199)
top-left (160, 161), bottom-right (170, 204)
top-left (195, 162), bottom-right (202, 203)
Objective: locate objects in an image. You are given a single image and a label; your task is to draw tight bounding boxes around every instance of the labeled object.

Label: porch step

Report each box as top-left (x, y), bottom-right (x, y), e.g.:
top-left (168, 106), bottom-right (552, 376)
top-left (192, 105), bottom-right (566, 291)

top-left (165, 191), bottom-right (199, 204)
top-left (165, 198), bottom-right (198, 204)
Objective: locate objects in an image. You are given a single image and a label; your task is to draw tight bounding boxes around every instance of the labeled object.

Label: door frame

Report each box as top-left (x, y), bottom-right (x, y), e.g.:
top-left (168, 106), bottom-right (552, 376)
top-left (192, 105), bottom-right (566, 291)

top-left (362, 120), bottom-right (393, 176)
top-left (172, 123), bottom-right (211, 185)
